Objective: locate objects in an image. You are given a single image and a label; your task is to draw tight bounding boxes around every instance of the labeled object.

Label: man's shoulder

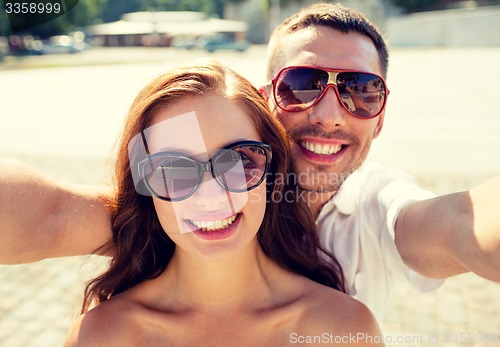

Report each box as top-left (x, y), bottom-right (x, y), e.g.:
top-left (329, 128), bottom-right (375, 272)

top-left (326, 162), bottom-right (418, 216)
top-left (355, 162), bottom-right (417, 188)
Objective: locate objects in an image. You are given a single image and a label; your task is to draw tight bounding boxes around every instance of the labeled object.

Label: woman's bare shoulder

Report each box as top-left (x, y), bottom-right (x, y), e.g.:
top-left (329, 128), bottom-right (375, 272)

top-left (63, 299), bottom-right (140, 347)
top-left (296, 284), bottom-right (384, 346)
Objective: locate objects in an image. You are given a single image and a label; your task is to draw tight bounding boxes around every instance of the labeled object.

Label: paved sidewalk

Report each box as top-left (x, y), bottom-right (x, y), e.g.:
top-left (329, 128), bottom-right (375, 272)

top-left (0, 257), bottom-right (87, 347)
top-left (1, 237), bottom-right (499, 347)
top-left (383, 274), bottom-right (500, 346)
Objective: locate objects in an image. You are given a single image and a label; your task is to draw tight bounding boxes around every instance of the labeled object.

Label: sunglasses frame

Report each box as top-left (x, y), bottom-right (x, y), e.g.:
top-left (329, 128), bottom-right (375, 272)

top-left (137, 140), bottom-right (272, 202)
top-left (269, 65), bottom-right (390, 119)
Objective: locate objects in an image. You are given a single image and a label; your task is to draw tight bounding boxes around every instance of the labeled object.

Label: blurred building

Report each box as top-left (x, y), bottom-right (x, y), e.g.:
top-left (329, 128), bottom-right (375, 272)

top-left (225, 0), bottom-right (388, 44)
top-left (86, 1), bottom-right (500, 48)
top-left (386, 4), bottom-right (500, 46)
top-left (87, 11), bottom-right (248, 47)
top-left (225, 0), bottom-right (500, 46)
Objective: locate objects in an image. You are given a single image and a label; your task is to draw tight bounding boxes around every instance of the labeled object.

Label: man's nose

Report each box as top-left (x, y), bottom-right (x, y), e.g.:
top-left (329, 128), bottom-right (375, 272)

top-left (307, 86), bottom-right (347, 129)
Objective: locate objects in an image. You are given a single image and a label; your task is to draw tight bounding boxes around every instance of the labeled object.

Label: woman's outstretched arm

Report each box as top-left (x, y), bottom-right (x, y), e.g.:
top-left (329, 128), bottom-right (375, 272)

top-left (0, 157), bottom-right (113, 264)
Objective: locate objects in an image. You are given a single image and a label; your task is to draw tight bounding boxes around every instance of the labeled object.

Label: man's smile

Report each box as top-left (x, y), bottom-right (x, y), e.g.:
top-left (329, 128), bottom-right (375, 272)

top-left (299, 140), bottom-right (343, 155)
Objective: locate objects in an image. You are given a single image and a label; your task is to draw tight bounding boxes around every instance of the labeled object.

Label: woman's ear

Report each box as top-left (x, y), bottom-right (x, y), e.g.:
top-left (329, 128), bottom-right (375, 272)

top-left (258, 86), bottom-right (269, 101)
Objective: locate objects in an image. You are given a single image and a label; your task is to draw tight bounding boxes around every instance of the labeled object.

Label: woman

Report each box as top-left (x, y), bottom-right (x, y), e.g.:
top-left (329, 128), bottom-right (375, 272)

top-left (64, 60), bottom-right (383, 346)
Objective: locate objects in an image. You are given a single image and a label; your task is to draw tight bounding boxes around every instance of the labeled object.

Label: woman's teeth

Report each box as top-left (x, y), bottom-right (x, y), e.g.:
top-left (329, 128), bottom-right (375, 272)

top-left (300, 141), bottom-right (342, 155)
top-left (191, 215), bottom-right (238, 232)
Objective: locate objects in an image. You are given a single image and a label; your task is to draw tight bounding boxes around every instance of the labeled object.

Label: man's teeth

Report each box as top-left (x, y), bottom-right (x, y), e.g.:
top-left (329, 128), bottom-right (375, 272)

top-left (300, 141), bottom-right (342, 155)
top-left (191, 215), bottom-right (237, 232)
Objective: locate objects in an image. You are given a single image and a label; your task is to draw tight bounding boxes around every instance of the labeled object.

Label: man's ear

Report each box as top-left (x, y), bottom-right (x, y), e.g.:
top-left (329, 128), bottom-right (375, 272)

top-left (258, 86), bottom-right (269, 101)
top-left (373, 112), bottom-right (385, 138)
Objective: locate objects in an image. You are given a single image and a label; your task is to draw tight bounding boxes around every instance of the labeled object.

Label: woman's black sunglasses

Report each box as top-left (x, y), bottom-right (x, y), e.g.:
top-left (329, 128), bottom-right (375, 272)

top-left (138, 140), bottom-right (272, 202)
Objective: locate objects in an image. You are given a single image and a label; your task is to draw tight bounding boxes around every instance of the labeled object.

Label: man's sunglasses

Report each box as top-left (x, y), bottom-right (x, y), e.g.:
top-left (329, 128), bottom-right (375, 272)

top-left (138, 140), bottom-right (272, 202)
top-left (269, 66), bottom-right (389, 119)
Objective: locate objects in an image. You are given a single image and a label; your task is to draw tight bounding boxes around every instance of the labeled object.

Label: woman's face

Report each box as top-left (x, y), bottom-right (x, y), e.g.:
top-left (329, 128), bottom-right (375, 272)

top-left (145, 95), bottom-right (268, 262)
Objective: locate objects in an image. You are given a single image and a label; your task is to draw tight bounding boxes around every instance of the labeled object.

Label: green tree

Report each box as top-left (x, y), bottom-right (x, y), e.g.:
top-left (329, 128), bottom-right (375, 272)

top-left (145, 0), bottom-right (246, 19)
top-left (391, 0), bottom-right (467, 13)
top-left (0, 9), bottom-right (10, 36)
top-left (2, 0), bottom-right (106, 38)
top-left (261, 0), bottom-right (304, 11)
top-left (0, 0), bottom-right (259, 38)
top-left (101, 0), bottom-right (142, 22)
top-left (211, 0), bottom-right (247, 18)
top-left (66, 0), bottom-right (106, 26)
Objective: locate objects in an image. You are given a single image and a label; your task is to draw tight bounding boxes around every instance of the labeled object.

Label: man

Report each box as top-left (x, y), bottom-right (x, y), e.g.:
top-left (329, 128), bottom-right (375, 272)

top-left (258, 3), bottom-right (500, 320)
top-left (1, 3), bottom-right (499, 322)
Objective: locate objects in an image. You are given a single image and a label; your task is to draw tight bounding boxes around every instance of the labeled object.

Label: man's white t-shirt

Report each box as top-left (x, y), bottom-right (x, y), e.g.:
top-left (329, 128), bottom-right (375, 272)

top-left (317, 162), bottom-right (445, 322)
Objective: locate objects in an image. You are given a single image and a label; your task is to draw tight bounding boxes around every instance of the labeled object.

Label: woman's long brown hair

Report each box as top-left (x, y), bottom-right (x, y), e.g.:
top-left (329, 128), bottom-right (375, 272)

top-left (82, 60), bottom-right (344, 312)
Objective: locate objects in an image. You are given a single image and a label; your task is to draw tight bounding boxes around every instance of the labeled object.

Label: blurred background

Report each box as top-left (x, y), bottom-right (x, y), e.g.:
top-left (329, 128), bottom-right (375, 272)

top-left (1, 0), bottom-right (500, 346)
top-left (1, 0), bottom-right (500, 58)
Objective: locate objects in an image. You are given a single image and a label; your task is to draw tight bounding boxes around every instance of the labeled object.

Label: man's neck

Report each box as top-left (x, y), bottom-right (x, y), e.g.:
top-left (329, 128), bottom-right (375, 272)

top-left (302, 190), bottom-right (336, 220)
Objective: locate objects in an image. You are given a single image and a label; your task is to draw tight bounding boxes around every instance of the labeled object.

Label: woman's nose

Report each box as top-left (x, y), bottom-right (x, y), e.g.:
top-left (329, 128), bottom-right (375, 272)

top-left (192, 172), bottom-right (229, 207)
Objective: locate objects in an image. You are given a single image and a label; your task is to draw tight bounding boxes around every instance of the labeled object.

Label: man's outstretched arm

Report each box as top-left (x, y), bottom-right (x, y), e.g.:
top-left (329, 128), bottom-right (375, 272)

top-left (0, 157), bottom-right (113, 264)
top-left (395, 175), bottom-right (500, 282)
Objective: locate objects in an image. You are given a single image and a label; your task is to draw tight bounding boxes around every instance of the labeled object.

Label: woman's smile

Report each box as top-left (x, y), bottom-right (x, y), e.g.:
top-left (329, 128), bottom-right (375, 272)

top-left (188, 212), bottom-right (239, 232)
top-left (190, 213), bottom-right (242, 241)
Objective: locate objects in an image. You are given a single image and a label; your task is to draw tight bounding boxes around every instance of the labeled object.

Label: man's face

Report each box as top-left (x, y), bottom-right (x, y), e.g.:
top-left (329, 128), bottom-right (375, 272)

top-left (270, 26), bottom-right (386, 194)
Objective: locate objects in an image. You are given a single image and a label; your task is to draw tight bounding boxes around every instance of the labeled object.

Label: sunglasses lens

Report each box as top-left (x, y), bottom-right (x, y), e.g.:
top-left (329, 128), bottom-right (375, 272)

top-left (337, 72), bottom-right (386, 118)
top-left (213, 145), bottom-right (269, 192)
top-left (275, 67), bottom-right (327, 111)
top-left (140, 142), bottom-right (271, 201)
top-left (274, 67), bottom-right (387, 118)
top-left (143, 156), bottom-right (199, 201)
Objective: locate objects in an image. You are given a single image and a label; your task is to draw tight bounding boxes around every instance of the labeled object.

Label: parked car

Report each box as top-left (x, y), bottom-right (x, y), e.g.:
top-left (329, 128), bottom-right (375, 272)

top-left (197, 34), bottom-right (250, 52)
top-left (171, 36), bottom-right (198, 50)
top-left (40, 35), bottom-right (86, 54)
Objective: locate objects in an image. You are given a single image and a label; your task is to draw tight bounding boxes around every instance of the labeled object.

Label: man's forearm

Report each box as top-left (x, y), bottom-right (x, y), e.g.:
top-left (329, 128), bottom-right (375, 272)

top-left (0, 158), bottom-right (113, 264)
top-left (395, 176), bottom-right (500, 282)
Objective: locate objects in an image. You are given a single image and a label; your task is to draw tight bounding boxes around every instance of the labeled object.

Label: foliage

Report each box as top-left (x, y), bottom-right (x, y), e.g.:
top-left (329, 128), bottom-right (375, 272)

top-left (0, 9), bottom-right (10, 36)
top-left (0, 0), bottom-right (248, 37)
top-left (155, 0), bottom-right (247, 19)
top-left (261, 0), bottom-right (304, 11)
top-left (391, 0), bottom-right (471, 13)
top-left (2, 0), bottom-right (496, 38)
top-left (101, 0), bottom-right (247, 20)
top-left (0, 0), bottom-right (106, 37)
top-left (101, 0), bottom-right (141, 22)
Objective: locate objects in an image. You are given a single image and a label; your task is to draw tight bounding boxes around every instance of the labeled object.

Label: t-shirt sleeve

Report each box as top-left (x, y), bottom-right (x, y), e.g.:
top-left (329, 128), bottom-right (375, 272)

top-left (377, 176), bottom-right (446, 292)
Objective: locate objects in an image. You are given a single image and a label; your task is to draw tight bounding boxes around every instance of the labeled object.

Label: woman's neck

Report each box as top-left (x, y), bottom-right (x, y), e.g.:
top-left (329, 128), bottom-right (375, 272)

top-left (146, 241), bottom-right (283, 311)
